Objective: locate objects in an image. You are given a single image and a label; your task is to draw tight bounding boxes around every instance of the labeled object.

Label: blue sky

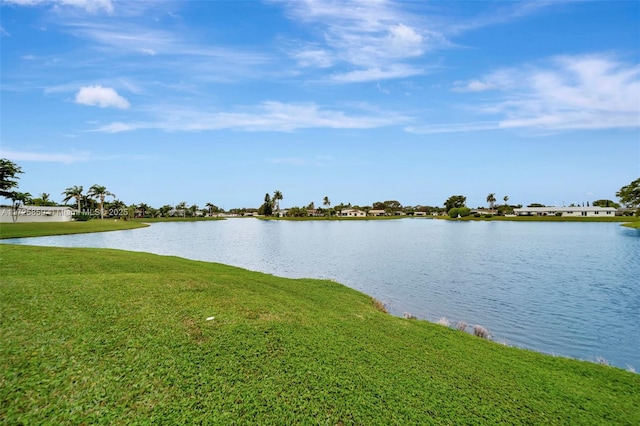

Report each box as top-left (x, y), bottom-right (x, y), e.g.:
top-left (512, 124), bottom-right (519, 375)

top-left (1, 0), bottom-right (639, 210)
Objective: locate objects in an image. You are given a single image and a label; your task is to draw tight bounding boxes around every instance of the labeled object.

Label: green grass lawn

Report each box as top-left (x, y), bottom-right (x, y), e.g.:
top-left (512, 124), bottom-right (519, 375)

top-left (0, 220), bottom-right (149, 239)
top-left (2, 244), bottom-right (638, 424)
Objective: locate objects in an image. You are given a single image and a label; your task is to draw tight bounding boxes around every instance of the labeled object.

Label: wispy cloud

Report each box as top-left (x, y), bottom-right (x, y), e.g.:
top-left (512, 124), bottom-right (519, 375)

top-left (276, 0), bottom-right (441, 82)
top-left (4, 0), bottom-right (114, 13)
top-left (93, 101), bottom-right (409, 133)
top-left (0, 148), bottom-right (90, 164)
top-left (75, 85), bottom-right (130, 109)
top-left (275, 0), bottom-right (555, 83)
top-left (411, 54), bottom-right (640, 134)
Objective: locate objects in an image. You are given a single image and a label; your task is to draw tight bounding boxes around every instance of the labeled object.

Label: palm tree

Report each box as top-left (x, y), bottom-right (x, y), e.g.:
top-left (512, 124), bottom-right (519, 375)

top-left (9, 191), bottom-right (31, 222)
top-left (62, 185), bottom-right (84, 213)
top-left (40, 193), bottom-right (50, 204)
top-left (487, 193), bottom-right (496, 211)
top-left (323, 196), bottom-right (331, 216)
top-left (176, 201), bottom-right (187, 217)
top-left (87, 184), bottom-right (115, 220)
top-left (138, 203), bottom-right (150, 218)
top-left (273, 190), bottom-right (283, 215)
top-left (503, 195), bottom-right (509, 206)
top-left (205, 202), bottom-right (214, 217)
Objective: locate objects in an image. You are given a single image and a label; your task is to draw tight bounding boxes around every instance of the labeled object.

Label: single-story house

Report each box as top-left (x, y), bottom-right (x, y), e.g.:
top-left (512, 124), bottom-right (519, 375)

top-left (368, 209), bottom-right (387, 216)
top-left (339, 209), bottom-right (366, 217)
top-left (513, 206), bottom-right (617, 217)
top-left (0, 205), bottom-right (74, 223)
top-left (413, 211), bottom-right (427, 216)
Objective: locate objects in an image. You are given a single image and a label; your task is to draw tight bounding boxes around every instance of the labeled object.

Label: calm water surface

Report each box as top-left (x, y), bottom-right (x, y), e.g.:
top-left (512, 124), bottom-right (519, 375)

top-left (4, 219), bottom-right (639, 370)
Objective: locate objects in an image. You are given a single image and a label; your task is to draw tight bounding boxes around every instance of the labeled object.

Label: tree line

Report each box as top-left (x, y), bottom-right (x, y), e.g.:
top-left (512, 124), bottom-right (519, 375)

top-left (2, 158), bottom-right (639, 221)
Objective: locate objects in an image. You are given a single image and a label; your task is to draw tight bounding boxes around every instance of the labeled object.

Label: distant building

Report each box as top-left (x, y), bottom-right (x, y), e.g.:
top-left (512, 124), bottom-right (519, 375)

top-left (368, 209), bottom-right (387, 216)
top-left (339, 209), bottom-right (366, 217)
top-left (0, 205), bottom-right (74, 223)
top-left (513, 206), bottom-right (617, 217)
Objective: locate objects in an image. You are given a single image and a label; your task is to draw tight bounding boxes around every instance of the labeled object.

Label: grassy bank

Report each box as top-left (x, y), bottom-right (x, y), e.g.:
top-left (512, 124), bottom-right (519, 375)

top-left (0, 220), bottom-right (148, 239)
top-left (1, 244), bottom-right (638, 424)
top-left (622, 220), bottom-right (640, 229)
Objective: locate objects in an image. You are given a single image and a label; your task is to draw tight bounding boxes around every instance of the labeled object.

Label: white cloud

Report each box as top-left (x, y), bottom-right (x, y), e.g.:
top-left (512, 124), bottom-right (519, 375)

top-left (93, 101), bottom-right (408, 133)
top-left (0, 148), bottom-right (90, 164)
top-left (331, 64), bottom-right (424, 83)
top-left (278, 0), bottom-right (438, 80)
top-left (4, 0), bottom-right (113, 13)
top-left (75, 85), bottom-right (130, 109)
top-left (419, 54), bottom-right (640, 134)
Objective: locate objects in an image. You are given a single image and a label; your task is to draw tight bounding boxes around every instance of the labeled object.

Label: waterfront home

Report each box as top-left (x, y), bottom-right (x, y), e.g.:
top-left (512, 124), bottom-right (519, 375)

top-left (339, 209), bottom-right (366, 217)
top-left (368, 209), bottom-right (387, 216)
top-left (0, 205), bottom-right (74, 223)
top-left (513, 206), bottom-right (617, 217)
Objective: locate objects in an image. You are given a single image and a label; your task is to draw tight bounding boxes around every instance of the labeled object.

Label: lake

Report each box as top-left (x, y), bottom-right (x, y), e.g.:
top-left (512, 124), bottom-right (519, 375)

top-left (3, 218), bottom-right (639, 370)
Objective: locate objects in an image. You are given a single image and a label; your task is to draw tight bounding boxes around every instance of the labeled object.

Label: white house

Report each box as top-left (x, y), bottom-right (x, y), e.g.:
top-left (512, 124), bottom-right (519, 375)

top-left (339, 209), bottom-right (366, 217)
top-left (368, 209), bottom-right (387, 216)
top-left (513, 206), bottom-right (617, 217)
top-left (0, 205), bottom-right (74, 223)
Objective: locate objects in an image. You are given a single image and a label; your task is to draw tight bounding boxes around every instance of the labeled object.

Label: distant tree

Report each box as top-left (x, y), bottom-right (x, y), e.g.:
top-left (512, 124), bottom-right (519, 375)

top-left (138, 203), bottom-right (150, 218)
top-left (258, 193), bottom-right (273, 216)
top-left (189, 204), bottom-right (199, 217)
top-left (616, 178), bottom-right (640, 209)
top-left (62, 185), bottom-right (84, 213)
top-left (205, 202), bottom-right (220, 216)
top-left (110, 199), bottom-right (128, 218)
top-left (31, 193), bottom-right (57, 207)
top-left (8, 191), bottom-right (32, 222)
top-left (0, 158), bottom-right (23, 198)
top-left (158, 204), bottom-right (173, 217)
top-left (592, 199), bottom-right (620, 209)
top-left (527, 203), bottom-right (545, 208)
top-left (286, 206), bottom-right (308, 217)
top-left (273, 190), bottom-right (283, 214)
top-left (87, 184), bottom-right (115, 220)
top-left (486, 193), bottom-right (496, 210)
top-left (307, 201), bottom-right (315, 210)
top-left (176, 201), bottom-right (187, 217)
top-left (444, 195), bottom-right (466, 211)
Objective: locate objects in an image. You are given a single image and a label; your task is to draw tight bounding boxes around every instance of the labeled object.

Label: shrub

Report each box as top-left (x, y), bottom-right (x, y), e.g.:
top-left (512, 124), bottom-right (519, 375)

top-left (448, 207), bottom-right (471, 218)
top-left (474, 213), bottom-right (482, 218)
top-left (473, 325), bottom-right (490, 339)
top-left (484, 214), bottom-right (493, 218)
top-left (555, 212), bottom-right (563, 217)
top-left (456, 321), bottom-right (468, 331)
top-left (72, 212), bottom-right (92, 221)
